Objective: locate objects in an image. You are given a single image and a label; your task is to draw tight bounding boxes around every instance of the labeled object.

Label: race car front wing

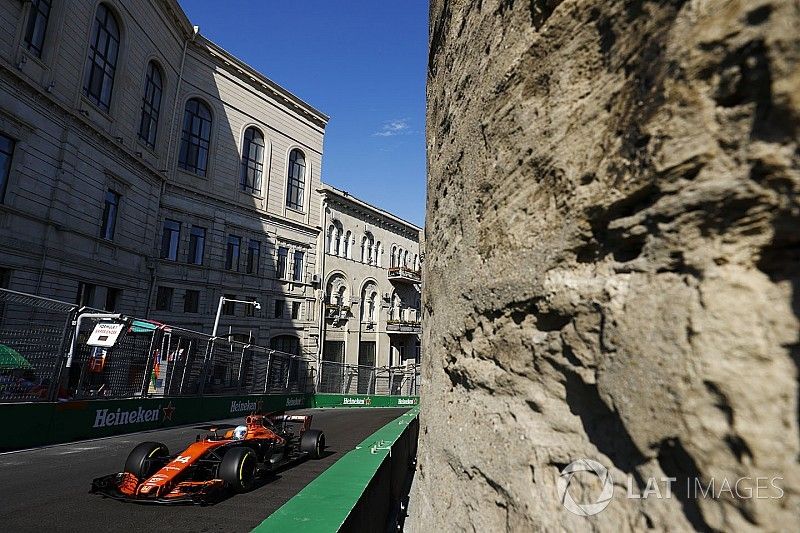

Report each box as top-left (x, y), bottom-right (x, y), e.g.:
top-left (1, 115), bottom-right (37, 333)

top-left (90, 472), bottom-right (226, 505)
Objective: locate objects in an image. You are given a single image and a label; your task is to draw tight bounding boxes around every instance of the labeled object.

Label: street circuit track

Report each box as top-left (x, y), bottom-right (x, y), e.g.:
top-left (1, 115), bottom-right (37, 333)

top-left (0, 407), bottom-right (408, 533)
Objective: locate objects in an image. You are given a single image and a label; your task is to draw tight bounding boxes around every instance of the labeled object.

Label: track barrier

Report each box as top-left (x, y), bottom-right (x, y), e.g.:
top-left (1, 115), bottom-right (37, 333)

top-left (254, 407), bottom-right (420, 532)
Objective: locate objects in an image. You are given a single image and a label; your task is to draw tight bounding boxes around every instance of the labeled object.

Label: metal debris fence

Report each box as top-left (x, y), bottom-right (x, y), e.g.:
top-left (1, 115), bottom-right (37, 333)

top-left (316, 361), bottom-right (420, 396)
top-left (0, 288), bottom-right (313, 402)
top-left (0, 288), bottom-right (421, 403)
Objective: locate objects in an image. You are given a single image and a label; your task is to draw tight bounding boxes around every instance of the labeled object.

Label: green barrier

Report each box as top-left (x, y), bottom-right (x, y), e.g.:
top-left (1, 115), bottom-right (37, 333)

top-left (313, 393), bottom-right (419, 408)
top-left (0, 393), bottom-right (312, 450)
top-left (254, 407), bottom-right (419, 532)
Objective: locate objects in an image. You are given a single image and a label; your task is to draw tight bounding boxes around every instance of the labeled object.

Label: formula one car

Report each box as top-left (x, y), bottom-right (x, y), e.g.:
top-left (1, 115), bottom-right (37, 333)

top-left (90, 413), bottom-right (325, 504)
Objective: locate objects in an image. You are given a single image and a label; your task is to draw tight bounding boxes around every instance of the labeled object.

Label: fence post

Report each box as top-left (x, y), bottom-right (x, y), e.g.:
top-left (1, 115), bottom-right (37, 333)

top-left (48, 309), bottom-right (76, 401)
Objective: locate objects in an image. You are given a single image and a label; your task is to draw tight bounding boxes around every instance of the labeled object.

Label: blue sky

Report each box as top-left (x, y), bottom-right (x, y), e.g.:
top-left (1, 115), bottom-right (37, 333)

top-left (180, 0), bottom-right (429, 227)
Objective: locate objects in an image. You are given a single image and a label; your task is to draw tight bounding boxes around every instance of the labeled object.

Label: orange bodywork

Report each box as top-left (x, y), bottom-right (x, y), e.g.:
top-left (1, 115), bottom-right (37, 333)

top-left (132, 414), bottom-right (288, 500)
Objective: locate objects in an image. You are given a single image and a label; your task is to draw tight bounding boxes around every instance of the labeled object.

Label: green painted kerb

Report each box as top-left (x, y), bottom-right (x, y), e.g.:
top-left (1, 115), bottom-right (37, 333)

top-left (253, 406), bottom-right (420, 533)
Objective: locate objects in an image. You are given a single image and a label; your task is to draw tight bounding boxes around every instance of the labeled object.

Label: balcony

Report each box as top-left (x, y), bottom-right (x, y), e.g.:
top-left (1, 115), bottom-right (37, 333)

top-left (386, 319), bottom-right (421, 334)
top-left (387, 267), bottom-right (421, 284)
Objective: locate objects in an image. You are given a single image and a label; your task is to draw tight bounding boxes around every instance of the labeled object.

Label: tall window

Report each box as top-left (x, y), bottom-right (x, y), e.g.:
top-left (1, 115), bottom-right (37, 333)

top-left (344, 231), bottom-right (352, 259)
top-left (245, 297), bottom-right (257, 317)
top-left (138, 61), bottom-right (163, 147)
top-left (184, 290), bottom-right (199, 313)
top-left (246, 239), bottom-right (260, 274)
top-left (83, 4), bottom-right (120, 111)
top-left (277, 246), bottom-right (288, 279)
top-left (160, 219), bottom-right (180, 260)
top-left (188, 226), bottom-right (206, 265)
top-left (178, 99), bottom-right (212, 176)
top-left (274, 299), bottom-right (285, 318)
top-left (271, 335), bottom-right (300, 355)
top-left (240, 127), bottom-right (264, 193)
top-left (76, 282), bottom-right (96, 308)
top-left (0, 133), bottom-right (14, 204)
top-left (375, 242), bottom-right (382, 267)
top-left (292, 251), bottom-right (304, 282)
top-left (291, 301), bottom-right (301, 320)
top-left (155, 286), bottom-right (173, 311)
top-left (105, 288), bottom-right (120, 312)
top-left (226, 235), bottom-right (241, 271)
top-left (24, 0), bottom-right (51, 58)
top-left (285, 149), bottom-right (306, 210)
top-left (100, 189), bottom-right (120, 240)
top-left (223, 294), bottom-right (236, 315)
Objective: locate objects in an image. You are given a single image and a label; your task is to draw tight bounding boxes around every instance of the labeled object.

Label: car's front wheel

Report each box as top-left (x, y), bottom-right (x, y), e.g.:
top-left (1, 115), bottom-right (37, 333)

top-left (219, 447), bottom-right (257, 492)
top-left (124, 441), bottom-right (169, 480)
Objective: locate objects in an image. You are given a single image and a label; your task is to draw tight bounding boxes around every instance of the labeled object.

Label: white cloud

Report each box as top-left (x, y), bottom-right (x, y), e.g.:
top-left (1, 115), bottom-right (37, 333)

top-left (374, 118), bottom-right (410, 137)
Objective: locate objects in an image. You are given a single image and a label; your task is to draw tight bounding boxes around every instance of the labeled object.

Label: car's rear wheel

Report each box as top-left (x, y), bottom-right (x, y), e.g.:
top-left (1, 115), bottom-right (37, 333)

top-left (219, 447), bottom-right (257, 492)
top-left (124, 441), bottom-right (169, 480)
top-left (300, 429), bottom-right (325, 459)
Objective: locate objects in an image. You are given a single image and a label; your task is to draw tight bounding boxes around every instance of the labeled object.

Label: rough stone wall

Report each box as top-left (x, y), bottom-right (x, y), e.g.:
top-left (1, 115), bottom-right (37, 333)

top-left (411, 0), bottom-right (800, 531)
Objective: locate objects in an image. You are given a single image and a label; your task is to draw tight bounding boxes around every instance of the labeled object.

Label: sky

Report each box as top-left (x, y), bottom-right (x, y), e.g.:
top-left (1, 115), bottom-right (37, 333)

top-left (180, 0), bottom-right (429, 227)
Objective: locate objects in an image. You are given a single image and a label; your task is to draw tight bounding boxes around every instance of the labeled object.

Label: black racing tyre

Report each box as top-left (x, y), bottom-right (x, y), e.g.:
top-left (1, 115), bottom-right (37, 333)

top-left (300, 429), bottom-right (325, 459)
top-left (219, 447), bottom-right (257, 492)
top-left (124, 441), bottom-right (169, 480)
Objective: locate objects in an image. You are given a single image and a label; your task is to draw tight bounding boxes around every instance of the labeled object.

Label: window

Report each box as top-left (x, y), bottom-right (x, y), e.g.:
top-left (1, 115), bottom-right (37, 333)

top-left (361, 233), bottom-right (374, 264)
top-left (245, 297), bottom-right (257, 317)
top-left (344, 231), bottom-right (352, 259)
top-left (274, 299), bottom-right (285, 319)
top-left (105, 287), bottom-right (120, 312)
top-left (226, 235), bottom-right (241, 271)
top-left (24, 0), bottom-right (51, 58)
top-left (188, 226), bottom-right (206, 265)
top-left (391, 246), bottom-right (397, 268)
top-left (160, 219), bottom-right (180, 260)
top-left (240, 127), bottom-right (264, 193)
top-left (138, 61), bottom-right (163, 147)
top-left (223, 294), bottom-right (236, 315)
top-left (100, 189), bottom-right (120, 240)
top-left (83, 4), bottom-right (120, 111)
top-left (291, 301), bottom-right (301, 320)
top-left (246, 239), bottom-right (260, 275)
top-left (184, 290), bottom-right (199, 313)
top-left (155, 286), bottom-right (173, 311)
top-left (271, 335), bottom-right (300, 355)
top-left (76, 282), bottom-right (96, 308)
top-left (0, 269), bottom-right (10, 322)
top-left (292, 251), bottom-right (304, 282)
top-left (0, 133), bottom-right (14, 204)
top-left (178, 99), bottom-right (212, 176)
top-left (375, 242), bottom-right (382, 267)
top-left (277, 246), bottom-right (288, 279)
top-left (285, 149), bottom-right (306, 210)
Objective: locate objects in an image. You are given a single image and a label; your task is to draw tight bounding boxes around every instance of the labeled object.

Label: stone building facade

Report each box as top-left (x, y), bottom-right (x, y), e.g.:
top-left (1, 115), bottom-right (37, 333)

top-left (0, 0), bottom-right (327, 355)
top-left (317, 185), bottom-right (422, 392)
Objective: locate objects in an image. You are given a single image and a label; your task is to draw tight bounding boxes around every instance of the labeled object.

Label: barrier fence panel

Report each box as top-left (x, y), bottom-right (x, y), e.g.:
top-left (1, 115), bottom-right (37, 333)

top-left (317, 361), bottom-right (420, 396)
top-left (0, 289), bottom-right (75, 402)
top-left (0, 288), bottom-right (420, 403)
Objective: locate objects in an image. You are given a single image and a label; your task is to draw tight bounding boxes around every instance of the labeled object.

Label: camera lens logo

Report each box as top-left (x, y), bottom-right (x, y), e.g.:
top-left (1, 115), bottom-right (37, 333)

top-left (557, 459), bottom-right (614, 516)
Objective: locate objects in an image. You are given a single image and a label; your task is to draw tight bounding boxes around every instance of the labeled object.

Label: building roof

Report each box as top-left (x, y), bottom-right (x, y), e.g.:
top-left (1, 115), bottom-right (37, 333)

top-left (319, 184), bottom-right (424, 234)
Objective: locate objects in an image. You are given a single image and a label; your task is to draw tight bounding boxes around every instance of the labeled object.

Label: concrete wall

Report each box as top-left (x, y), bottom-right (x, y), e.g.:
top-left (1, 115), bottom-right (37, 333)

top-left (413, 0), bottom-right (800, 531)
top-left (0, 0), bottom-right (326, 353)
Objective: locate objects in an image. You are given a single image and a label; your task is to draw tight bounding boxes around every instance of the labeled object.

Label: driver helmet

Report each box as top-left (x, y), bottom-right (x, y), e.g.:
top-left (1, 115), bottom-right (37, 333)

top-left (233, 425), bottom-right (247, 440)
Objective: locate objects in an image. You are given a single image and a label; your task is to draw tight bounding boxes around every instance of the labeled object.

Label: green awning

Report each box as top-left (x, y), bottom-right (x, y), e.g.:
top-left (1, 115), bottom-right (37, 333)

top-left (0, 344), bottom-right (33, 370)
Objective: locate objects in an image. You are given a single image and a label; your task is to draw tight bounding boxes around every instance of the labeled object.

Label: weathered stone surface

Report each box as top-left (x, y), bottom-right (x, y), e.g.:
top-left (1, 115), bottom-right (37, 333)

top-left (411, 0), bottom-right (800, 531)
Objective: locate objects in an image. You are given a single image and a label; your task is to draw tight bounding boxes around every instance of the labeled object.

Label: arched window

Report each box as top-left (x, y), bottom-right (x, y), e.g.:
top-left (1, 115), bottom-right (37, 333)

top-left (326, 224), bottom-right (335, 254)
top-left (270, 335), bottom-right (300, 356)
top-left (138, 61), bottom-right (163, 147)
top-left (178, 98), bottom-right (212, 176)
top-left (83, 4), bottom-right (120, 111)
top-left (391, 246), bottom-right (397, 268)
top-left (375, 242), bottom-right (382, 267)
top-left (413, 254), bottom-right (419, 271)
top-left (361, 283), bottom-right (378, 323)
top-left (241, 127), bottom-right (265, 193)
top-left (286, 149), bottom-right (306, 210)
top-left (403, 250), bottom-right (409, 268)
top-left (344, 230), bottom-right (352, 259)
top-left (361, 232), bottom-right (375, 264)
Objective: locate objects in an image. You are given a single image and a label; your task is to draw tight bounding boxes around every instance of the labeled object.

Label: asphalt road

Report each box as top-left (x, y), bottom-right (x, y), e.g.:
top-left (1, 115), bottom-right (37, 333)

top-left (0, 408), bottom-right (407, 533)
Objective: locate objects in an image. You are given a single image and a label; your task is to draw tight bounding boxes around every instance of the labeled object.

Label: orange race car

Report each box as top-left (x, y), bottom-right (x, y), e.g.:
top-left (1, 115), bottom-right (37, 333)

top-left (90, 413), bottom-right (325, 504)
